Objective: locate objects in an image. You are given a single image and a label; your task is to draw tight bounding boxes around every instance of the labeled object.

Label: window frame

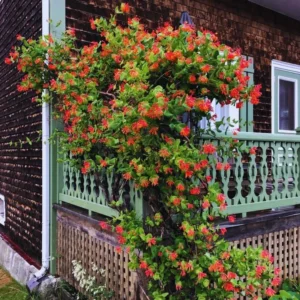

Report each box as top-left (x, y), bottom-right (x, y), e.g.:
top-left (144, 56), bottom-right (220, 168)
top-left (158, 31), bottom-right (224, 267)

top-left (0, 194), bottom-right (5, 226)
top-left (272, 60), bottom-right (300, 134)
top-left (277, 75), bottom-right (298, 133)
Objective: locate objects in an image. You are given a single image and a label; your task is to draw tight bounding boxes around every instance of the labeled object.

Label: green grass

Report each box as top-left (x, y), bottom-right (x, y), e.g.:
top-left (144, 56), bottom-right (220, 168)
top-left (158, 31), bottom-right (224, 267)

top-left (0, 280), bottom-right (29, 300)
top-left (0, 268), bottom-right (34, 300)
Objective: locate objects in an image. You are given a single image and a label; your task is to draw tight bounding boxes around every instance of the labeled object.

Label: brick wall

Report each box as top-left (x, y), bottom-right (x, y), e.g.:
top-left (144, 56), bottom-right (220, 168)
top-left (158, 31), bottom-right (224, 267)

top-left (66, 0), bottom-right (300, 133)
top-left (0, 0), bottom-right (42, 262)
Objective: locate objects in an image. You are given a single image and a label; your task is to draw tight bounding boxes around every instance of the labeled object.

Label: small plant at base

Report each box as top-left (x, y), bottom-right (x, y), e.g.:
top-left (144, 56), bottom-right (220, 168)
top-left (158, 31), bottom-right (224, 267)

top-left (72, 260), bottom-right (113, 299)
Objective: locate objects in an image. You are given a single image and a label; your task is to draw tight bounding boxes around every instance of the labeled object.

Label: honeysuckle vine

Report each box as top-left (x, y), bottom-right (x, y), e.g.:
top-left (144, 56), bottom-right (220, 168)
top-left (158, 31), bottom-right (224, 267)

top-left (7, 3), bottom-right (278, 299)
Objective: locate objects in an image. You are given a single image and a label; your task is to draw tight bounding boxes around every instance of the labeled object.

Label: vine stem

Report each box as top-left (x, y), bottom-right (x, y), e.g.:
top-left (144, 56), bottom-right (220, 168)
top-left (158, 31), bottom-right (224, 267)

top-left (100, 91), bottom-right (116, 98)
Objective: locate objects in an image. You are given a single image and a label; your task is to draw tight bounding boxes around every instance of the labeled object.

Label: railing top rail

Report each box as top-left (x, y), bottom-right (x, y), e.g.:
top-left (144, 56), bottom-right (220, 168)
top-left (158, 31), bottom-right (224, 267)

top-left (202, 131), bottom-right (300, 142)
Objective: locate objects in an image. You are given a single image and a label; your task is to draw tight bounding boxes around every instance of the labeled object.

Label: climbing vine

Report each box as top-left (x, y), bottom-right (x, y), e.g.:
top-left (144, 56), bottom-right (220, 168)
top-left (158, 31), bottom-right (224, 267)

top-left (7, 3), bottom-right (279, 299)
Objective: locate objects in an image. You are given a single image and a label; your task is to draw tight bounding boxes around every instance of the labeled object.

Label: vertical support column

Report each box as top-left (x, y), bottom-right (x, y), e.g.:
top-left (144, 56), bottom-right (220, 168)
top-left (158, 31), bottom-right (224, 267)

top-left (240, 56), bottom-right (254, 132)
top-left (49, 0), bottom-right (65, 274)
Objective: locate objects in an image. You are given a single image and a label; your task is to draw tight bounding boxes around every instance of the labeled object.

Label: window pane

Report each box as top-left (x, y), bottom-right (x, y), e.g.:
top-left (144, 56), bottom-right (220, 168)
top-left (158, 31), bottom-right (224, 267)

top-left (279, 79), bottom-right (295, 131)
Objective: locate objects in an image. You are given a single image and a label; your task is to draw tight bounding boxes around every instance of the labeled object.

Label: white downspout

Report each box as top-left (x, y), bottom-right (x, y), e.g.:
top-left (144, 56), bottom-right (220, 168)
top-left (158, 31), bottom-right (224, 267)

top-left (34, 0), bottom-right (50, 278)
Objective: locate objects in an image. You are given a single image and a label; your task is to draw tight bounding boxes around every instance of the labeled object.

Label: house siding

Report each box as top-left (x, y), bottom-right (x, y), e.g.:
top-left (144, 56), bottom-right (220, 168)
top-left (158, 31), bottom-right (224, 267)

top-left (0, 0), bottom-right (42, 262)
top-left (66, 0), bottom-right (300, 133)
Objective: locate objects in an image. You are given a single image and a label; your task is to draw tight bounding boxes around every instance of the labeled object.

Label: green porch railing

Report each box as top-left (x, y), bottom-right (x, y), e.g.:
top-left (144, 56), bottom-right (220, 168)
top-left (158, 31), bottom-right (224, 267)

top-left (57, 132), bottom-right (300, 219)
top-left (201, 132), bottom-right (300, 217)
top-left (58, 160), bottom-right (144, 218)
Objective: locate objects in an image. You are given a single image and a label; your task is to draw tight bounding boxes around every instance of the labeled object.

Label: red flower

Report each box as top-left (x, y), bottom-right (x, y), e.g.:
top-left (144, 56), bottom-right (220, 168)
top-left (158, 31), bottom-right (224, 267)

top-left (202, 143), bottom-right (216, 154)
top-left (4, 57), bottom-right (12, 64)
top-left (90, 18), bottom-right (96, 30)
top-left (175, 282), bottom-right (182, 290)
top-left (201, 64), bottom-right (211, 73)
top-left (220, 83), bottom-right (228, 95)
top-left (123, 172), bottom-right (132, 180)
top-left (216, 162), bottom-right (223, 170)
top-left (129, 69), bottom-right (139, 78)
top-left (149, 127), bottom-right (159, 135)
top-left (169, 252), bottom-right (178, 261)
top-left (81, 161), bottom-right (91, 174)
top-left (221, 252), bottom-right (230, 260)
top-left (217, 193), bottom-right (226, 203)
top-left (100, 159), bottom-right (108, 167)
top-left (187, 228), bottom-right (195, 237)
top-left (198, 76), bottom-right (208, 83)
top-left (120, 3), bottom-right (130, 13)
top-left (265, 287), bottom-right (276, 297)
top-left (48, 64), bottom-right (57, 70)
top-left (139, 260), bottom-right (148, 269)
top-left (256, 265), bottom-right (266, 278)
top-left (220, 203), bottom-right (227, 211)
top-left (173, 197), bottom-right (181, 206)
top-left (159, 148), bottom-right (170, 158)
top-left (147, 237), bottom-right (156, 247)
top-left (180, 126), bottom-right (190, 137)
top-left (165, 51), bottom-right (177, 62)
top-left (224, 163), bottom-right (231, 171)
top-left (167, 178), bottom-right (174, 186)
top-left (223, 282), bottom-right (234, 292)
top-left (249, 146), bottom-right (257, 155)
top-left (272, 277), bottom-right (281, 286)
top-left (16, 34), bottom-right (23, 40)
top-left (115, 225), bottom-right (124, 234)
top-left (261, 250), bottom-right (270, 259)
top-left (117, 235), bottom-right (126, 244)
top-left (197, 272), bottom-right (207, 280)
top-left (67, 28), bottom-right (76, 36)
top-left (220, 227), bottom-right (227, 235)
top-left (236, 101), bottom-right (243, 109)
top-left (176, 183), bottom-right (185, 191)
top-left (187, 203), bottom-right (194, 209)
top-left (206, 175), bottom-right (212, 182)
top-left (99, 221), bottom-right (108, 230)
top-left (209, 261), bottom-right (224, 273)
top-left (230, 87), bottom-right (240, 99)
top-left (201, 227), bottom-right (209, 235)
top-left (274, 268), bottom-right (280, 276)
top-left (190, 187), bottom-right (200, 195)
top-left (186, 95), bottom-right (195, 108)
top-left (189, 74), bottom-right (197, 83)
top-left (145, 268), bottom-right (154, 277)
top-left (115, 246), bottom-right (122, 254)
top-left (227, 272), bottom-right (237, 279)
top-left (202, 200), bottom-right (210, 209)
top-left (149, 176), bottom-right (159, 186)
top-left (228, 215), bottom-right (236, 223)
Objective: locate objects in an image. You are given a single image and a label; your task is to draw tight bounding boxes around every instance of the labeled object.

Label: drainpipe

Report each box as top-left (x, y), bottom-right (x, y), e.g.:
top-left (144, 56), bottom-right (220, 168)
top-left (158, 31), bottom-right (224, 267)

top-left (32, 0), bottom-right (51, 280)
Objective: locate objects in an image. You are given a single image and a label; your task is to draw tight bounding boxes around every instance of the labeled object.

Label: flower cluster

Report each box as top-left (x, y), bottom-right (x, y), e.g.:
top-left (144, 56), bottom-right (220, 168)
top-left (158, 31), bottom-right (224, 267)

top-left (8, 3), bottom-right (276, 299)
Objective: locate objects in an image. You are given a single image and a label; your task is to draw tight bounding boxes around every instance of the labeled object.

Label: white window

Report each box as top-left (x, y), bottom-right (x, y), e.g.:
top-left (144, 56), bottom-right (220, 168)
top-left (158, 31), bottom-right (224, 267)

top-left (272, 60), bottom-right (300, 134)
top-left (0, 194), bottom-right (5, 225)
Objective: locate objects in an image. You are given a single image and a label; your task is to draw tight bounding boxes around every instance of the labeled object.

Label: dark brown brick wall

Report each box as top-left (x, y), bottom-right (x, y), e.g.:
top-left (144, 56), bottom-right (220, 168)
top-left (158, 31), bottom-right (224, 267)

top-left (66, 0), bottom-right (300, 133)
top-left (0, 0), bottom-right (42, 262)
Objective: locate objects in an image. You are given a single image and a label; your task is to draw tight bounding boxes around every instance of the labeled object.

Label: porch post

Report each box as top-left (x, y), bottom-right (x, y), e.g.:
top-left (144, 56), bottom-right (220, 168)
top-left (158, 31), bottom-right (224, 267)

top-left (240, 56), bottom-right (254, 132)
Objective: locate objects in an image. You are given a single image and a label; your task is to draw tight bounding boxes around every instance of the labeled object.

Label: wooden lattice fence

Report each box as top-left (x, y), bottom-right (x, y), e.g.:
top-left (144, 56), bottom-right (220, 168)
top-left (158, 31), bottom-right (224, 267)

top-left (56, 207), bottom-right (148, 300)
top-left (231, 227), bottom-right (300, 281)
top-left (56, 207), bottom-right (300, 300)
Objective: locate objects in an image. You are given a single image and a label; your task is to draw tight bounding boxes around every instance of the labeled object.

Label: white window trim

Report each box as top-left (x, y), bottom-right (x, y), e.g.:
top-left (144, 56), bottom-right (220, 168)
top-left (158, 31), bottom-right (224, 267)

top-left (277, 75), bottom-right (298, 134)
top-left (272, 60), bottom-right (300, 133)
top-left (0, 194), bottom-right (5, 226)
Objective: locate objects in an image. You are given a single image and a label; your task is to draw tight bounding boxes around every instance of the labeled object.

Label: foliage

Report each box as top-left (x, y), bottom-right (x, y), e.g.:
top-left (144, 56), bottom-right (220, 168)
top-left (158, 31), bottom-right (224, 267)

top-left (7, 3), bottom-right (279, 299)
top-left (72, 260), bottom-right (113, 299)
top-left (271, 280), bottom-right (300, 300)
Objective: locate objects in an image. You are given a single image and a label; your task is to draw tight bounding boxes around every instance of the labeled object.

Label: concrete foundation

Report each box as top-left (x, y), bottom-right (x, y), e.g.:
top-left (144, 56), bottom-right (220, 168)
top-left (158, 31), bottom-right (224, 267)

top-left (0, 236), bottom-right (38, 285)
